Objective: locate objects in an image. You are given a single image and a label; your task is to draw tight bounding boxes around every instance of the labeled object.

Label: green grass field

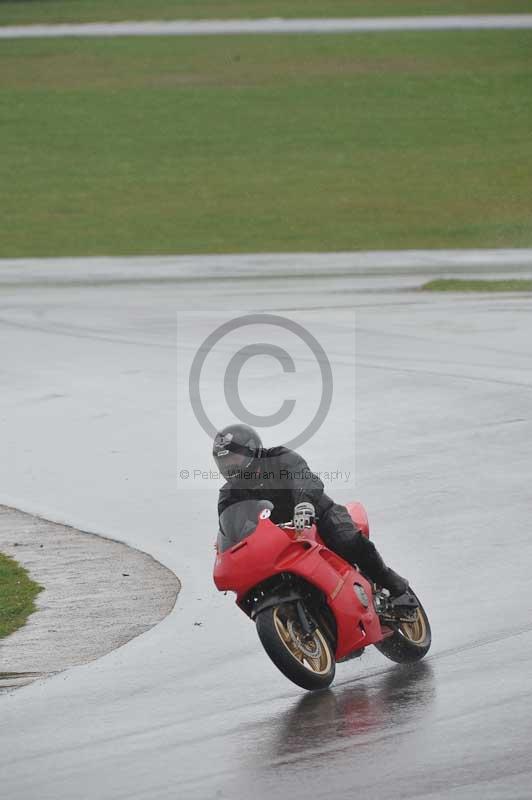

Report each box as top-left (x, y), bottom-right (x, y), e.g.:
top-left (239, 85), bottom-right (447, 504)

top-left (0, 553), bottom-right (42, 639)
top-left (422, 279), bottom-right (532, 291)
top-left (1, 1), bottom-right (531, 25)
top-left (1, 30), bottom-right (531, 257)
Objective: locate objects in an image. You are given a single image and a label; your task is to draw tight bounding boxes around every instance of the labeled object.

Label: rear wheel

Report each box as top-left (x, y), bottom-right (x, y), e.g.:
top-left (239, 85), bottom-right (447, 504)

top-left (375, 591), bottom-right (431, 663)
top-left (256, 604), bottom-right (336, 691)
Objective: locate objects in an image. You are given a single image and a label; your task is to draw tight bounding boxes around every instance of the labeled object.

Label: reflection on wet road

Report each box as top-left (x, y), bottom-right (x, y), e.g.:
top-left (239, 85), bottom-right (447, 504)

top-left (273, 663), bottom-right (436, 761)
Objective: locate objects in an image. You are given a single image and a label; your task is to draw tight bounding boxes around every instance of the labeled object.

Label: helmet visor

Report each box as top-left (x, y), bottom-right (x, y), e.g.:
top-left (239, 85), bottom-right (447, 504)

top-left (214, 450), bottom-right (252, 480)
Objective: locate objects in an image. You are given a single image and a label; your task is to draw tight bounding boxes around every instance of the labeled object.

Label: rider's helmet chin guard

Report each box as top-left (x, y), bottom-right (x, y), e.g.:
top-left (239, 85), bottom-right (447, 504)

top-left (213, 423), bottom-right (263, 481)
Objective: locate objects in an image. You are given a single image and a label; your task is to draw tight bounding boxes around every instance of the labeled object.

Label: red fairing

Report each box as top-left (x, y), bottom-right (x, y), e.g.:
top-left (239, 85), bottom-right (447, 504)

top-left (213, 501), bottom-right (384, 661)
top-left (345, 501), bottom-right (370, 538)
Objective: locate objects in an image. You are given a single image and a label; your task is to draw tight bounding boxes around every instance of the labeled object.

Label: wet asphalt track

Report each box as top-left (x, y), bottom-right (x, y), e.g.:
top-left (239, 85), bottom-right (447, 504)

top-left (0, 254), bottom-right (532, 799)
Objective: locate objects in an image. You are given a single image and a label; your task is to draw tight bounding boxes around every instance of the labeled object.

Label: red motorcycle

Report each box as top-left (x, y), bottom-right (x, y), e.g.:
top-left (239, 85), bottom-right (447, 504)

top-left (213, 499), bottom-right (431, 691)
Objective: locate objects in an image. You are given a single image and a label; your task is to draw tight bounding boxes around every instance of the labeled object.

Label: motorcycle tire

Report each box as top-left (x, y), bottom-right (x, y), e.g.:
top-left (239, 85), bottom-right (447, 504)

top-left (256, 604), bottom-right (336, 691)
top-left (375, 590), bottom-right (431, 663)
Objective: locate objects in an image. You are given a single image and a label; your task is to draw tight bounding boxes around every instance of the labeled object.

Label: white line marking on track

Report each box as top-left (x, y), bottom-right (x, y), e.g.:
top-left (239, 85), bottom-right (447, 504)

top-left (1, 15), bottom-right (532, 39)
top-left (1, 249), bottom-right (531, 285)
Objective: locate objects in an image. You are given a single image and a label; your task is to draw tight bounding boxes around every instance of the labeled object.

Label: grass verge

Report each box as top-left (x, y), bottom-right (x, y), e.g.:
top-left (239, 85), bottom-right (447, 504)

top-left (1, 30), bottom-right (531, 256)
top-left (0, 553), bottom-right (43, 640)
top-left (422, 279), bottom-right (532, 291)
top-left (1, 1), bottom-right (531, 26)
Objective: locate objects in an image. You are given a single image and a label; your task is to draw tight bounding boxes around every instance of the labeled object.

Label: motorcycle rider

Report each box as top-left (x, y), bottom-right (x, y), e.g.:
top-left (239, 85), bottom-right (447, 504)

top-left (213, 422), bottom-right (412, 602)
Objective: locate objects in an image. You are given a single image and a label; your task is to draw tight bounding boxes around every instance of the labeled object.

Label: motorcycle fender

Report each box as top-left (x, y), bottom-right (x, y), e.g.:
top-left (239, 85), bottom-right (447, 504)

top-left (249, 590), bottom-right (303, 621)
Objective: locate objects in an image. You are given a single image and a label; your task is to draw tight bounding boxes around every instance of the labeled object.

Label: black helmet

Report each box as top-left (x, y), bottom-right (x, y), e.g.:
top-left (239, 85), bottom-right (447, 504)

top-left (213, 423), bottom-right (262, 481)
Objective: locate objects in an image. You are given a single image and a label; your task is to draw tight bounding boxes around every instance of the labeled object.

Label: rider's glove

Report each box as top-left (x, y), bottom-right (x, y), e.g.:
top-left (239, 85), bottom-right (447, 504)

top-left (293, 502), bottom-right (315, 531)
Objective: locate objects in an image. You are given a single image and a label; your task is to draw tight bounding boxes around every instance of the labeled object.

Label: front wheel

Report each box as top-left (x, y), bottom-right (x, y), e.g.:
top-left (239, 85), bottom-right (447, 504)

top-left (375, 591), bottom-right (431, 663)
top-left (256, 604), bottom-right (336, 691)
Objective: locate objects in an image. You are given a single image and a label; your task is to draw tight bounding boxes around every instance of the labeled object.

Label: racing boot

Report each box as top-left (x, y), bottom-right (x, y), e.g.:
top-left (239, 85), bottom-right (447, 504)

top-left (354, 539), bottom-right (410, 599)
top-left (380, 567), bottom-right (408, 598)
top-left (357, 541), bottom-right (418, 608)
top-left (379, 567), bottom-right (418, 610)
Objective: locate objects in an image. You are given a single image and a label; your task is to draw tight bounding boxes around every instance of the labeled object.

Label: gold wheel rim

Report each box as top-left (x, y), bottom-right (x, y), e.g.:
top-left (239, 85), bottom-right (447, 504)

top-left (273, 607), bottom-right (332, 675)
top-left (399, 607), bottom-right (428, 645)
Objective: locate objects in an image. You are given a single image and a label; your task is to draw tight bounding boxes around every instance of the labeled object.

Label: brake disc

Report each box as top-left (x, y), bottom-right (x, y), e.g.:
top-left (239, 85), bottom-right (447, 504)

top-left (287, 619), bottom-right (322, 658)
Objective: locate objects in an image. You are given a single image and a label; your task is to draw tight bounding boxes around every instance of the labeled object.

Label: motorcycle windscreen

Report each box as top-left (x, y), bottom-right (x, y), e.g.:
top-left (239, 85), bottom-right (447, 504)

top-left (217, 499), bottom-right (274, 553)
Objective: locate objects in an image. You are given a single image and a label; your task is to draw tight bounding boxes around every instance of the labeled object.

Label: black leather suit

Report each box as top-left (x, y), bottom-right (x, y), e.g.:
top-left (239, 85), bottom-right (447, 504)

top-left (218, 445), bottom-right (391, 586)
